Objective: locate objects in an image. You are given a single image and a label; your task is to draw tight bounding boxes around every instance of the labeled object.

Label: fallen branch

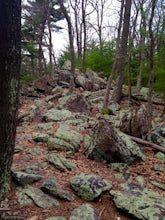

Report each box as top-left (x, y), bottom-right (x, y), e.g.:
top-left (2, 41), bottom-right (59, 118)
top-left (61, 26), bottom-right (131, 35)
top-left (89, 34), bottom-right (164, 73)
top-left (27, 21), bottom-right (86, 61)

top-left (17, 112), bottom-right (29, 125)
top-left (126, 134), bottom-right (165, 153)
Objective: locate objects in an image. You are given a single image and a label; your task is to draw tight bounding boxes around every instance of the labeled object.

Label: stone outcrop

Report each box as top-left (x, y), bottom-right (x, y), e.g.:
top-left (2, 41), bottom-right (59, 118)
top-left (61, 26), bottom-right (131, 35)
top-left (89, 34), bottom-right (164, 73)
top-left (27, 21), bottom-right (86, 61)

top-left (85, 120), bottom-right (145, 164)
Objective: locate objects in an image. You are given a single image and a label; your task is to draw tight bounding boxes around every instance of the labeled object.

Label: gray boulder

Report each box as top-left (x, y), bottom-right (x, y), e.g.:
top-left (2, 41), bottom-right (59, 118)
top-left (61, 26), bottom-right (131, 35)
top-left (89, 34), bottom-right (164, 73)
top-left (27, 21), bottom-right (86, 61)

top-left (12, 170), bottom-right (43, 185)
top-left (110, 183), bottom-right (165, 220)
top-left (150, 123), bottom-right (165, 147)
top-left (33, 133), bottom-right (49, 142)
top-left (58, 92), bottom-right (91, 113)
top-left (70, 173), bottom-right (111, 201)
top-left (41, 176), bottom-right (75, 201)
top-left (47, 153), bottom-right (76, 171)
top-left (85, 120), bottom-right (145, 164)
top-left (43, 109), bottom-right (74, 122)
top-left (16, 185), bottom-right (59, 208)
top-left (69, 204), bottom-right (99, 220)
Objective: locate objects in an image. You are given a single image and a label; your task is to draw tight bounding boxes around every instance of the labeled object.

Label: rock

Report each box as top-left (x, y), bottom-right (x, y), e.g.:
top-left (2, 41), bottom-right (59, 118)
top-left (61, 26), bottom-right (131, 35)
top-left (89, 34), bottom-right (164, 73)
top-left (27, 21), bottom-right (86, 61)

top-left (32, 133), bottom-right (49, 142)
top-left (85, 120), bottom-right (145, 164)
top-left (61, 60), bottom-right (71, 70)
top-left (47, 153), bottom-right (76, 171)
top-left (69, 204), bottom-right (99, 220)
top-left (15, 145), bottom-right (26, 153)
top-left (57, 70), bottom-right (71, 85)
top-left (28, 148), bottom-right (48, 156)
top-left (58, 92), bottom-right (91, 113)
top-left (110, 182), bottom-right (165, 220)
top-left (16, 185), bottom-right (59, 207)
top-left (150, 180), bottom-right (165, 190)
top-left (120, 105), bottom-right (149, 138)
top-left (35, 122), bottom-right (54, 130)
top-left (47, 137), bottom-right (76, 153)
top-left (52, 124), bottom-right (83, 152)
top-left (70, 173), bottom-right (111, 201)
top-left (12, 170), bottom-right (43, 185)
top-left (41, 176), bottom-right (75, 201)
top-left (43, 109), bottom-right (74, 122)
top-left (46, 217), bottom-right (66, 220)
top-left (75, 75), bottom-right (94, 91)
top-left (150, 123), bottom-right (165, 147)
top-left (154, 152), bottom-right (165, 162)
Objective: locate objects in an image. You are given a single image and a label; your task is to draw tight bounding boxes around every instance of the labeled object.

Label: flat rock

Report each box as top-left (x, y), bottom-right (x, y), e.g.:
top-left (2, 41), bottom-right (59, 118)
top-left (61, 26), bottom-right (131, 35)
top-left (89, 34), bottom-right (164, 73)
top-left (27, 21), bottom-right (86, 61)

top-left (47, 153), bottom-right (76, 171)
top-left (12, 170), bottom-right (43, 185)
top-left (43, 109), bottom-right (74, 122)
top-left (47, 137), bottom-right (76, 152)
top-left (69, 204), bottom-right (99, 220)
top-left (110, 182), bottom-right (165, 220)
top-left (32, 133), bottom-right (49, 142)
top-left (41, 176), bottom-right (75, 201)
top-left (16, 185), bottom-right (59, 208)
top-left (70, 173), bottom-right (111, 201)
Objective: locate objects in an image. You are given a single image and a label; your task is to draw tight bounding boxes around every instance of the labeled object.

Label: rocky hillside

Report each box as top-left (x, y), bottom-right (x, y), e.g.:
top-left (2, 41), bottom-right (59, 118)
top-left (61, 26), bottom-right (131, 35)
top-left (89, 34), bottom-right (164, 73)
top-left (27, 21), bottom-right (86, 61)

top-left (1, 67), bottom-right (165, 220)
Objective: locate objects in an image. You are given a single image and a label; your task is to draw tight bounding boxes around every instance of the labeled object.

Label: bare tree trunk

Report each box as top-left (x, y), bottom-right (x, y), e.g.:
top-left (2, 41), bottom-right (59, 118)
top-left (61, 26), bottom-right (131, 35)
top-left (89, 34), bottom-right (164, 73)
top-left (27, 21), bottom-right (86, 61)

top-left (148, 0), bottom-right (157, 131)
top-left (58, 0), bottom-right (75, 92)
top-left (113, 0), bottom-right (132, 103)
top-left (102, 0), bottom-right (124, 109)
top-left (0, 0), bottom-right (21, 195)
top-left (82, 0), bottom-right (87, 73)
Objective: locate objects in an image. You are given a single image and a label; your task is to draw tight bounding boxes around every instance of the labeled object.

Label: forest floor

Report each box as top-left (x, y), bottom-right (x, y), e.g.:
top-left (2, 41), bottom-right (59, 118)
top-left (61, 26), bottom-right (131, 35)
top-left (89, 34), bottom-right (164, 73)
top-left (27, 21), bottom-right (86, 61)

top-left (1, 95), bottom-right (165, 220)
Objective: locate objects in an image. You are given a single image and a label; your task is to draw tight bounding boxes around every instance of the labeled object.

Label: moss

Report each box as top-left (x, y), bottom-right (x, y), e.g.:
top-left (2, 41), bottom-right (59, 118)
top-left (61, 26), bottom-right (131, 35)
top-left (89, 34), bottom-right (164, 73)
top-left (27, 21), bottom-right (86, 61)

top-left (101, 108), bottom-right (110, 115)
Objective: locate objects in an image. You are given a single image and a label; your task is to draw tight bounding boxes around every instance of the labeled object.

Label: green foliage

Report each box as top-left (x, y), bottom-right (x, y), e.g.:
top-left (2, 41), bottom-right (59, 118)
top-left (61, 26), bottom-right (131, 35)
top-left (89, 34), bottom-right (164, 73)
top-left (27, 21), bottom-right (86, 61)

top-left (57, 48), bottom-right (71, 68)
top-left (85, 42), bottom-right (115, 77)
top-left (20, 74), bottom-right (37, 84)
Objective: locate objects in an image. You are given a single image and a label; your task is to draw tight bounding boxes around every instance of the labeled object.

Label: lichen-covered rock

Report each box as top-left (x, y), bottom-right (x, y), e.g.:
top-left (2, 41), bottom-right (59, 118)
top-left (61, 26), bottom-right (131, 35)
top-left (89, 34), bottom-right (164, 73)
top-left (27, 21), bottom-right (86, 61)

top-left (16, 185), bottom-right (59, 208)
top-left (154, 152), bottom-right (165, 162)
top-left (150, 123), bottom-right (165, 147)
top-left (33, 133), bottom-right (49, 142)
top-left (52, 124), bottom-right (83, 152)
top-left (70, 173), bottom-right (111, 201)
top-left (110, 183), bottom-right (165, 220)
top-left (12, 170), bottom-right (43, 185)
top-left (120, 105), bottom-right (149, 138)
top-left (41, 176), bottom-right (75, 201)
top-left (85, 120), bottom-right (145, 164)
top-left (58, 92), bottom-right (91, 113)
top-left (47, 137), bottom-right (76, 152)
top-left (47, 153), bottom-right (76, 171)
top-left (46, 217), bottom-right (66, 220)
top-left (69, 204), bottom-right (99, 220)
top-left (43, 109), bottom-right (74, 122)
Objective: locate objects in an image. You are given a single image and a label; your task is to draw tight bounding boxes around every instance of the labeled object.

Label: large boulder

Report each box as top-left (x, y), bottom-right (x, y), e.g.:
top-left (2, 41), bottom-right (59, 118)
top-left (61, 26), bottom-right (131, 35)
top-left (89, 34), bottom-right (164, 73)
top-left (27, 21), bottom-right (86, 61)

top-left (43, 109), bottom-right (75, 122)
top-left (110, 182), bottom-right (165, 220)
top-left (58, 92), bottom-right (91, 113)
top-left (85, 120), bottom-right (145, 164)
top-left (150, 123), bottom-right (165, 147)
top-left (70, 173), bottom-right (111, 201)
top-left (120, 104), bottom-right (149, 138)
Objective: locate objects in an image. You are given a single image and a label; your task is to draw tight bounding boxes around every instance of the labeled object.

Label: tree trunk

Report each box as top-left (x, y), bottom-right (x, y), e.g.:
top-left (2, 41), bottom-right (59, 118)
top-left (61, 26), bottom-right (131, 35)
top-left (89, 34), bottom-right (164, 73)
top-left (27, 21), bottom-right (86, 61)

top-left (113, 0), bottom-right (132, 103)
top-left (58, 0), bottom-right (75, 92)
top-left (102, 0), bottom-right (124, 109)
top-left (148, 0), bottom-right (157, 131)
top-left (0, 0), bottom-right (21, 195)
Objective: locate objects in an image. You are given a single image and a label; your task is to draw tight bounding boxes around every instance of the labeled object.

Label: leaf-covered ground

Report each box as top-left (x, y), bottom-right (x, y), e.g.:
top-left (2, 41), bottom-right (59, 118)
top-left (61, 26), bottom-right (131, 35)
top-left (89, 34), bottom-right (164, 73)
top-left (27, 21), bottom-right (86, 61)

top-left (1, 96), bottom-right (165, 220)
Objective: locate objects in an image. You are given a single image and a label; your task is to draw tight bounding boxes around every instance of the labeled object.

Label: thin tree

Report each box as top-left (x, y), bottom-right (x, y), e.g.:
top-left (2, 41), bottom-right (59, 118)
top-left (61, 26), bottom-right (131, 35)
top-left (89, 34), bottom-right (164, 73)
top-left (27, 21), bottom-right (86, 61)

top-left (102, 0), bottom-right (124, 109)
top-left (0, 0), bottom-right (21, 195)
top-left (113, 0), bottom-right (132, 103)
top-left (58, 0), bottom-right (75, 92)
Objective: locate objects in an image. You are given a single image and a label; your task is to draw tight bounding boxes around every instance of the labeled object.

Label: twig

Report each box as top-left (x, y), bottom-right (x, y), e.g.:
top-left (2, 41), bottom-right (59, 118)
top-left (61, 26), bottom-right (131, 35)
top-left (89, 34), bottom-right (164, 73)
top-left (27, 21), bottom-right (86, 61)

top-left (99, 207), bottom-right (106, 217)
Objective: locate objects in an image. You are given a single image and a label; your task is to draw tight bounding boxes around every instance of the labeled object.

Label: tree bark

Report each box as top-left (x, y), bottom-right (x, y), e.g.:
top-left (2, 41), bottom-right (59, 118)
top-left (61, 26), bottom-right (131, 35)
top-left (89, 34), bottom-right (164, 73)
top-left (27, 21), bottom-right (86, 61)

top-left (113, 0), bottom-right (132, 103)
top-left (0, 0), bottom-right (21, 195)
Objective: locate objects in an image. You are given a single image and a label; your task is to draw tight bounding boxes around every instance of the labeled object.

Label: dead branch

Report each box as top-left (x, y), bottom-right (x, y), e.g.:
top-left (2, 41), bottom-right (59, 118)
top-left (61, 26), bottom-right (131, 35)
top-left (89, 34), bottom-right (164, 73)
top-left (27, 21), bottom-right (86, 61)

top-left (17, 113), bottom-right (29, 125)
top-left (126, 134), bottom-right (165, 153)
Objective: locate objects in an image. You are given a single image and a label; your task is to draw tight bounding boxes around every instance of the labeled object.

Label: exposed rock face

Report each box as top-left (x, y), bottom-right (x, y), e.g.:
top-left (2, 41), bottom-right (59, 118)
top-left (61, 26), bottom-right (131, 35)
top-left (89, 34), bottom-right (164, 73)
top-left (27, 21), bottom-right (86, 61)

top-left (150, 123), bottom-right (165, 147)
top-left (69, 204), bottom-right (99, 220)
top-left (70, 173), bottom-right (111, 201)
top-left (85, 120), bottom-right (145, 164)
top-left (110, 183), bottom-right (165, 220)
top-left (120, 104), bottom-right (149, 138)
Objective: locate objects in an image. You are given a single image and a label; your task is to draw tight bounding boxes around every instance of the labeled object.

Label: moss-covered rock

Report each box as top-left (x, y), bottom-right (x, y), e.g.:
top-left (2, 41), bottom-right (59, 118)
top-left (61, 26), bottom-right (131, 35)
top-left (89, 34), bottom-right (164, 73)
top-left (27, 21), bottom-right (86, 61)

top-left (69, 204), bottom-right (99, 220)
top-left (47, 153), bottom-right (76, 171)
top-left (43, 109), bottom-right (74, 122)
top-left (150, 123), bottom-right (165, 147)
top-left (70, 173), bottom-right (111, 201)
top-left (110, 182), bottom-right (165, 220)
top-left (32, 133), bottom-right (49, 142)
